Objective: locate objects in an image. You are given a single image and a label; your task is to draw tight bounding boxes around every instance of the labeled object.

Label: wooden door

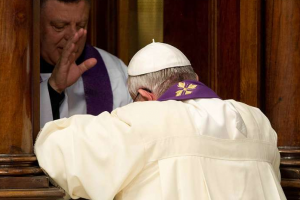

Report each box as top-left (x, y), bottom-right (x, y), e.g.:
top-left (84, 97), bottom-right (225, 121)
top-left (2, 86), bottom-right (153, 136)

top-left (163, 0), bottom-right (300, 198)
top-left (264, 0), bottom-right (300, 198)
top-left (0, 0), bottom-right (64, 199)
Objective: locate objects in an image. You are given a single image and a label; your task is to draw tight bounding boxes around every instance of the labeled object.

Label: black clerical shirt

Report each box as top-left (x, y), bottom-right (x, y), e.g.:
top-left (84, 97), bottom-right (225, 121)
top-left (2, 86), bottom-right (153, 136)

top-left (40, 48), bottom-right (87, 120)
top-left (40, 58), bottom-right (65, 120)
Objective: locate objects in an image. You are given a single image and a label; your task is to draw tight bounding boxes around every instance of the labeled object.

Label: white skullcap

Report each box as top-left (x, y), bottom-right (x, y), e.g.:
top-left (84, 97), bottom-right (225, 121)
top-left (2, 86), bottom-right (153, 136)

top-left (128, 42), bottom-right (191, 76)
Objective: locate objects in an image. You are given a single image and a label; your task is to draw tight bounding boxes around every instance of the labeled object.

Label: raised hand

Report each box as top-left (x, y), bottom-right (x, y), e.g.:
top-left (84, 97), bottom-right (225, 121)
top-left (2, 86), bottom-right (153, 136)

top-left (48, 29), bottom-right (97, 93)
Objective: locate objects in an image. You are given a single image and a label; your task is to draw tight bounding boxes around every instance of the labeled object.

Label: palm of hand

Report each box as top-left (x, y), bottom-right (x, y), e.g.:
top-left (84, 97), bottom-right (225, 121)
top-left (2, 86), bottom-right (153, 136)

top-left (48, 29), bottom-right (96, 93)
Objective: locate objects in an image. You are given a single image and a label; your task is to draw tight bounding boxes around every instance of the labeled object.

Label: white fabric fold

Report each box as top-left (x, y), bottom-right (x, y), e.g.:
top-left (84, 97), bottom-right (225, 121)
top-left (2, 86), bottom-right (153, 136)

top-left (35, 99), bottom-right (286, 200)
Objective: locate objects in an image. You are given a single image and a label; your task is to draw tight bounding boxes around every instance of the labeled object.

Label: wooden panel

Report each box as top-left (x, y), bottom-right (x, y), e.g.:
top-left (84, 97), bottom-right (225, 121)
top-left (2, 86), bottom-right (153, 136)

top-left (117, 0), bottom-right (163, 65)
top-left (282, 189), bottom-right (300, 200)
top-left (0, 1), bottom-right (64, 198)
top-left (264, 0), bottom-right (300, 147)
top-left (264, 0), bottom-right (300, 197)
top-left (216, 0), bottom-right (240, 100)
top-left (208, 0), bottom-right (218, 91)
top-left (0, 167), bottom-right (43, 176)
top-left (86, 0), bottom-right (97, 46)
top-left (281, 168), bottom-right (300, 179)
top-left (32, 0), bottom-right (40, 140)
top-left (0, 155), bottom-right (43, 179)
top-left (164, 0), bottom-right (262, 105)
top-left (0, 155), bottom-right (37, 164)
top-left (0, 188), bottom-right (64, 198)
top-left (281, 179), bottom-right (300, 189)
top-left (117, 0), bottom-right (131, 65)
top-left (280, 148), bottom-right (300, 199)
top-left (117, 0), bottom-right (138, 65)
top-left (211, 0), bottom-right (261, 104)
top-left (137, 0), bottom-right (163, 49)
top-left (104, 0), bottom-right (118, 55)
top-left (0, 177), bottom-right (49, 189)
top-left (87, 0), bottom-right (118, 55)
top-left (240, 0), bottom-right (261, 107)
top-left (164, 0), bottom-right (209, 86)
top-left (164, 0), bottom-right (245, 100)
top-left (0, 154), bottom-right (60, 196)
top-left (0, 0), bottom-right (33, 154)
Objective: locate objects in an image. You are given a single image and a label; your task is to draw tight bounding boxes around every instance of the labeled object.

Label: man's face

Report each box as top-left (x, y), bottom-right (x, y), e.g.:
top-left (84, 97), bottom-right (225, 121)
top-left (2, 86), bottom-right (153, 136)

top-left (41, 0), bottom-right (90, 65)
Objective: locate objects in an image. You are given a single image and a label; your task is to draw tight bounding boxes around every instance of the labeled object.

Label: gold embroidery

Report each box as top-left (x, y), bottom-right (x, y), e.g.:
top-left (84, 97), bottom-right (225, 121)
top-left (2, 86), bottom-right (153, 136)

top-left (176, 82), bottom-right (197, 96)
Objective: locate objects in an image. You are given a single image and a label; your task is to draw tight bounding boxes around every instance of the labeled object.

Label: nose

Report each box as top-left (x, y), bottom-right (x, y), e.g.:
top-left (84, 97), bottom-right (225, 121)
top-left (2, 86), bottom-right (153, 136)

top-left (64, 25), bottom-right (77, 40)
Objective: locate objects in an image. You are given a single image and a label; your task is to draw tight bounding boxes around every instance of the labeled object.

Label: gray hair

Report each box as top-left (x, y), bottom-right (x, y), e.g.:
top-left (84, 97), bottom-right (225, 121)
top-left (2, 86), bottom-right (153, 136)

top-left (128, 66), bottom-right (198, 99)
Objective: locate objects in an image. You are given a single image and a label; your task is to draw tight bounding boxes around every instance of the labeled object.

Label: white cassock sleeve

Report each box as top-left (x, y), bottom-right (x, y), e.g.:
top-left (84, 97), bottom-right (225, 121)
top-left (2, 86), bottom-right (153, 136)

top-left (35, 111), bottom-right (145, 200)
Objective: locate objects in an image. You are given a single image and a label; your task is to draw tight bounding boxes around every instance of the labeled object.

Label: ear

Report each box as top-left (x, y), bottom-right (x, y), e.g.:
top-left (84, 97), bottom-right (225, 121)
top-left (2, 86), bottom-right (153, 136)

top-left (196, 73), bottom-right (199, 81)
top-left (138, 89), bottom-right (158, 101)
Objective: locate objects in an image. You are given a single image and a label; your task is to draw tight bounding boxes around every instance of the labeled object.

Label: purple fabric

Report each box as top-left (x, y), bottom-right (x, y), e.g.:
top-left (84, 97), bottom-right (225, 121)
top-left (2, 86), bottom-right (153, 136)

top-left (81, 45), bottom-right (113, 115)
top-left (158, 80), bottom-right (220, 101)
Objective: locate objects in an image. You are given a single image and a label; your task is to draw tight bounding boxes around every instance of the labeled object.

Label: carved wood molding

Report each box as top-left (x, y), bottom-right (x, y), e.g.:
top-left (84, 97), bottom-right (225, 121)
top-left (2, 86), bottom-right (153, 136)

top-left (0, 154), bottom-right (37, 163)
top-left (0, 154), bottom-right (42, 176)
top-left (0, 188), bottom-right (64, 199)
top-left (279, 147), bottom-right (300, 199)
top-left (0, 177), bottom-right (49, 189)
top-left (0, 155), bottom-right (64, 199)
top-left (0, 167), bottom-right (43, 176)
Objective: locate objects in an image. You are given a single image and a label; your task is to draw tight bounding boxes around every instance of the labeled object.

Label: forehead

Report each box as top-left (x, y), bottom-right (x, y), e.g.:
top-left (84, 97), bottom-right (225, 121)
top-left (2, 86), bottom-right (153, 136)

top-left (42, 0), bottom-right (90, 21)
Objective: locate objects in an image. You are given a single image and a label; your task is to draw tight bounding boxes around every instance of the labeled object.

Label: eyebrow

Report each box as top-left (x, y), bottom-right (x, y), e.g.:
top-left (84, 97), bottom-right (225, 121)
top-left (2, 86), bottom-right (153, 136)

top-left (50, 19), bottom-right (88, 24)
top-left (50, 20), bottom-right (68, 25)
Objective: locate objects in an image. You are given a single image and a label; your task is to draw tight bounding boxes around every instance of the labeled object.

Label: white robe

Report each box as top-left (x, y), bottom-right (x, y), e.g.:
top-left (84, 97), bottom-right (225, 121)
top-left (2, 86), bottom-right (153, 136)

top-left (40, 47), bottom-right (132, 128)
top-left (35, 98), bottom-right (286, 200)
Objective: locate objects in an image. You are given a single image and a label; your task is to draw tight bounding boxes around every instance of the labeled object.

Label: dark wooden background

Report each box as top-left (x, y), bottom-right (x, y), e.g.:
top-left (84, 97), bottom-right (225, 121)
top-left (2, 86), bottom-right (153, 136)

top-left (88, 0), bottom-right (300, 198)
top-left (89, 0), bottom-right (300, 147)
top-left (0, 0), bottom-right (299, 199)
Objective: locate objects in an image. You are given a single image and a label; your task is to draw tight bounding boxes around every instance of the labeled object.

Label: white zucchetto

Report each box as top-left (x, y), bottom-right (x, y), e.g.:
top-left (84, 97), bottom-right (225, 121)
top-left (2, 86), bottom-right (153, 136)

top-left (128, 42), bottom-right (191, 76)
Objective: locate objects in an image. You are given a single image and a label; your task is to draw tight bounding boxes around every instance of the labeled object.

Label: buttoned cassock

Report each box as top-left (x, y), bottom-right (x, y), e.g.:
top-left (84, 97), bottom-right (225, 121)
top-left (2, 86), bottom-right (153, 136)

top-left (35, 96), bottom-right (286, 200)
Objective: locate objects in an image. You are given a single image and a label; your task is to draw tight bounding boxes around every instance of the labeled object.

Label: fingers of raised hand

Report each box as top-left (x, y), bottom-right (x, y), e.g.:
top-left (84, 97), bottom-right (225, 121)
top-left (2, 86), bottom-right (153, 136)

top-left (60, 43), bottom-right (75, 65)
top-left (69, 52), bottom-right (77, 65)
top-left (78, 58), bottom-right (97, 74)
top-left (60, 29), bottom-right (86, 63)
top-left (71, 28), bottom-right (85, 44)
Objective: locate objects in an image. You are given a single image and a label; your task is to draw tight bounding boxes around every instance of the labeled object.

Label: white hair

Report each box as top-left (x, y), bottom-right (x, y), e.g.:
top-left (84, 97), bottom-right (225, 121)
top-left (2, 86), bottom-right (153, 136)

top-left (128, 65), bottom-right (197, 99)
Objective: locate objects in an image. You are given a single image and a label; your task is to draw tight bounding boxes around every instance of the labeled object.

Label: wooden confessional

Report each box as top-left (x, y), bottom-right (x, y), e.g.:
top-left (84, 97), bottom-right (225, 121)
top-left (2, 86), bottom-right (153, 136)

top-left (0, 0), bottom-right (64, 199)
top-left (161, 0), bottom-right (300, 198)
top-left (0, 0), bottom-right (299, 199)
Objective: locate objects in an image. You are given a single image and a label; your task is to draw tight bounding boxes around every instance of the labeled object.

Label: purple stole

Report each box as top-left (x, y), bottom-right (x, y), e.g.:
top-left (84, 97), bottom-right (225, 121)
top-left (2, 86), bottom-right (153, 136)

top-left (158, 80), bottom-right (220, 101)
top-left (80, 44), bottom-right (113, 115)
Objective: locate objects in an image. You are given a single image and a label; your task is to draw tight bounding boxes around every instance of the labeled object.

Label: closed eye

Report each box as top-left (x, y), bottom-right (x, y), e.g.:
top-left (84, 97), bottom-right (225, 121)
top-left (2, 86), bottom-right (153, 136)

top-left (50, 21), bottom-right (67, 32)
top-left (52, 25), bottom-right (65, 31)
top-left (76, 23), bottom-right (87, 30)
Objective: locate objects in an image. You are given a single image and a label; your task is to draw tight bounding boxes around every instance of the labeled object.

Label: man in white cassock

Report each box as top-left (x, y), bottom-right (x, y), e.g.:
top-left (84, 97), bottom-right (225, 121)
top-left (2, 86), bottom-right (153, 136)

top-left (40, 0), bottom-right (132, 128)
top-left (35, 42), bottom-right (287, 200)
